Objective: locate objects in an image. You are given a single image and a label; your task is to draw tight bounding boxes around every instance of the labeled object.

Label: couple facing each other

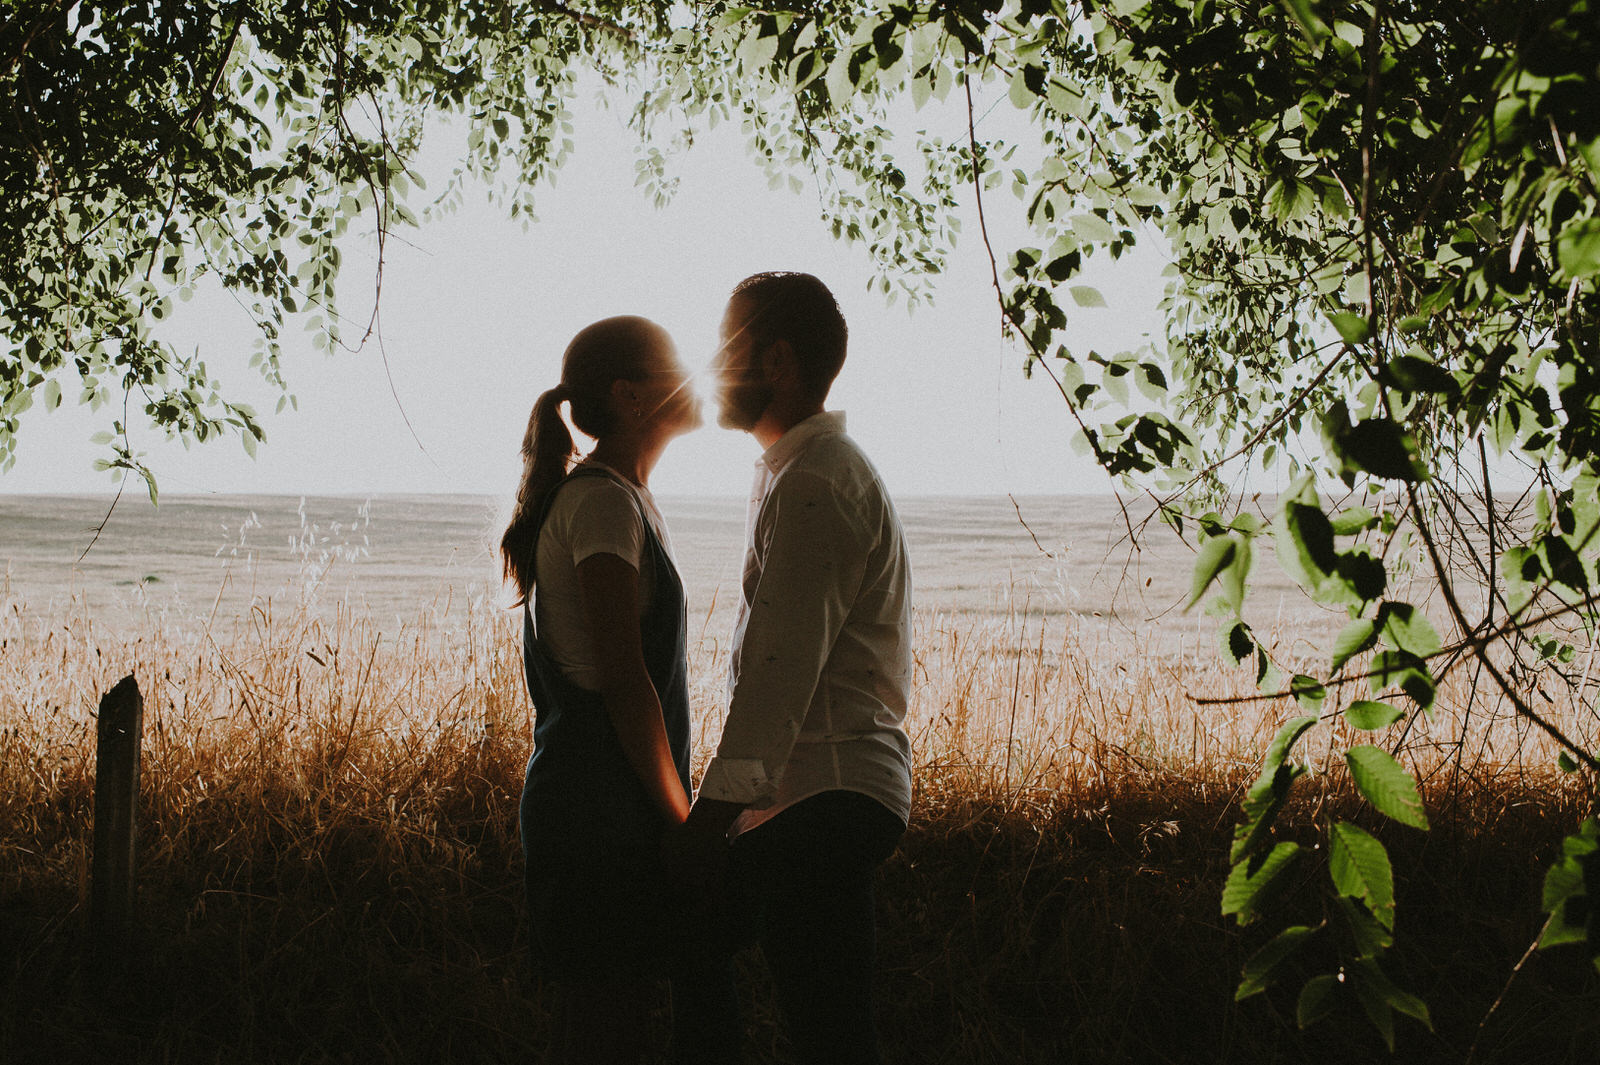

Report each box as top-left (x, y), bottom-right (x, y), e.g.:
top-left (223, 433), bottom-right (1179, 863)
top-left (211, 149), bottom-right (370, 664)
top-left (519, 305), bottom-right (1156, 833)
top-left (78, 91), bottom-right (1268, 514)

top-left (499, 271), bottom-right (913, 1065)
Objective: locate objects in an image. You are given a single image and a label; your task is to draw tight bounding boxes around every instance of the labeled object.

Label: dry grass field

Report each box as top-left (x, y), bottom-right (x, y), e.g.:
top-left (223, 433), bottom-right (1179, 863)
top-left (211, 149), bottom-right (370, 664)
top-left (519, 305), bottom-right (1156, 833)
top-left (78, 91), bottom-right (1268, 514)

top-left (2, 584), bottom-right (1596, 1063)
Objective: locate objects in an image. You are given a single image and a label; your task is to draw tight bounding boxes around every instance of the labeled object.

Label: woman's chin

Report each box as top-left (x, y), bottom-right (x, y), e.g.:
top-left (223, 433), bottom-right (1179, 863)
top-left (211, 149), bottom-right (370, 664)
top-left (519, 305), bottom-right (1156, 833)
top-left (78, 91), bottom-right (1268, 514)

top-left (665, 413), bottom-right (703, 442)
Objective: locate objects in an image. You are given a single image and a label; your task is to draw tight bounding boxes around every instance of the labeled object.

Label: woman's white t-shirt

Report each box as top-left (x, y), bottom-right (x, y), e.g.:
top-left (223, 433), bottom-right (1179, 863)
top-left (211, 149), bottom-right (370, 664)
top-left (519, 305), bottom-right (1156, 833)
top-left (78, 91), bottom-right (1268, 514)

top-left (533, 462), bottom-right (674, 692)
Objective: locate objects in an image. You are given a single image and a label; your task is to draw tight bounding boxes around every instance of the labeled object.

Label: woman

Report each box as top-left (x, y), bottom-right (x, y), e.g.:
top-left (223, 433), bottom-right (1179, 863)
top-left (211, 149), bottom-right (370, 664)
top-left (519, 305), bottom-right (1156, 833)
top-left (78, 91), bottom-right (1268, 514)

top-left (500, 316), bottom-right (731, 1063)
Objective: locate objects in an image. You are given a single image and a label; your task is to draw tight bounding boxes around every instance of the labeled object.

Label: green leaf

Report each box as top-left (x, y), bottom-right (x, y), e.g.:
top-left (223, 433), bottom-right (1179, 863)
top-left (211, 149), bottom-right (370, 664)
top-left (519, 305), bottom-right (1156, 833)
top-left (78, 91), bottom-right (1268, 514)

top-left (1329, 505), bottom-right (1377, 535)
top-left (1537, 532), bottom-right (1590, 596)
top-left (1336, 419), bottom-right (1428, 482)
top-left (1007, 66), bottom-right (1035, 109)
top-left (1220, 535), bottom-right (1253, 611)
top-left (1346, 746), bottom-right (1429, 829)
top-left (1328, 311), bottom-right (1371, 345)
top-left (1256, 649), bottom-right (1283, 694)
top-left (1221, 619), bottom-right (1254, 667)
top-left (1069, 285), bottom-right (1107, 308)
top-left (1297, 974), bottom-right (1340, 1029)
top-left (1230, 511), bottom-right (1262, 535)
top-left (1070, 212), bottom-right (1114, 243)
top-left (1376, 601), bottom-right (1442, 657)
top-left (1264, 715), bottom-right (1319, 770)
top-left (1369, 649), bottom-right (1435, 710)
top-left (1136, 362), bottom-right (1169, 402)
top-left (1336, 894), bottom-right (1395, 958)
top-left (1222, 842), bottom-right (1303, 925)
top-left (1580, 136), bottom-right (1600, 176)
top-left (1539, 819), bottom-right (1599, 965)
top-left (1236, 924), bottom-right (1317, 1000)
top-left (737, 25), bottom-right (779, 73)
top-left (1277, 499), bottom-right (1338, 596)
top-left (1344, 700), bottom-right (1404, 730)
top-left (1267, 177), bottom-right (1315, 220)
top-left (1279, 0), bottom-right (1330, 39)
top-left (1335, 549), bottom-right (1387, 606)
top-left (1232, 716), bottom-right (1316, 863)
top-left (1384, 354), bottom-right (1458, 396)
top-left (1556, 217), bottom-right (1600, 279)
top-left (1529, 825), bottom-right (1593, 908)
top-left (1331, 618), bottom-right (1377, 672)
top-left (1353, 957), bottom-right (1432, 1034)
top-left (1188, 535), bottom-right (1237, 610)
top-left (1350, 964), bottom-right (1396, 1050)
top-left (1329, 821), bottom-right (1395, 928)
top-left (824, 41), bottom-right (855, 103)
top-left (1290, 674), bottom-right (1326, 713)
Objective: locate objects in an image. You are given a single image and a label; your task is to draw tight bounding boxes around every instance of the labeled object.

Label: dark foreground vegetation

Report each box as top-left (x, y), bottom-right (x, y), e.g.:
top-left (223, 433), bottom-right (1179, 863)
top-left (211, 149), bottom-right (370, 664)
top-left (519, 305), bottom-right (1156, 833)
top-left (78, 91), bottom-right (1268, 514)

top-left (5, 768), bottom-right (1596, 1065)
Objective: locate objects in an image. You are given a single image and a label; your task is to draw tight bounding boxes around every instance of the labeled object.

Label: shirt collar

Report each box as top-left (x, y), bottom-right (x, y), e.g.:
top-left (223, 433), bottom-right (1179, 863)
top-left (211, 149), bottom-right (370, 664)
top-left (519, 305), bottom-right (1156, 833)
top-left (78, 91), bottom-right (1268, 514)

top-left (759, 411), bottom-right (846, 475)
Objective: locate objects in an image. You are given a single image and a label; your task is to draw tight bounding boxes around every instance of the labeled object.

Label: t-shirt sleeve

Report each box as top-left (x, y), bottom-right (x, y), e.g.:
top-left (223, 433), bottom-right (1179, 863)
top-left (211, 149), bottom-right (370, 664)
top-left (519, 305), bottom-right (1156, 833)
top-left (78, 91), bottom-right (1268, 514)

top-left (550, 478), bottom-right (646, 571)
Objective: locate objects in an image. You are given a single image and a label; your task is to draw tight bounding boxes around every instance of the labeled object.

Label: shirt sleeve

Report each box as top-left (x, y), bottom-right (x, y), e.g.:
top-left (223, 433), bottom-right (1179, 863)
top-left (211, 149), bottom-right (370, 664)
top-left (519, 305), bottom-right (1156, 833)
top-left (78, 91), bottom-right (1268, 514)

top-left (698, 468), bottom-right (868, 806)
top-left (556, 478), bottom-right (646, 571)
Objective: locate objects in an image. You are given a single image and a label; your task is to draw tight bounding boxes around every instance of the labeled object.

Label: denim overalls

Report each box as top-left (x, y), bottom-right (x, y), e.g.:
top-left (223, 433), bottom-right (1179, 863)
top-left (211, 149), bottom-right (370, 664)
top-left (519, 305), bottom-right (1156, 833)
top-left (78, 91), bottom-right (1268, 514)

top-left (518, 465), bottom-right (692, 977)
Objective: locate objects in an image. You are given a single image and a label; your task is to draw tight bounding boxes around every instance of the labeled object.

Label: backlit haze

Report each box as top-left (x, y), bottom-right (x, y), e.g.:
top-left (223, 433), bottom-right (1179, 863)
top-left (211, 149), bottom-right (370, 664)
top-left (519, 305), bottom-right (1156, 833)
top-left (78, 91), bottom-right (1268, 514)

top-left (3, 87), bottom-right (1169, 500)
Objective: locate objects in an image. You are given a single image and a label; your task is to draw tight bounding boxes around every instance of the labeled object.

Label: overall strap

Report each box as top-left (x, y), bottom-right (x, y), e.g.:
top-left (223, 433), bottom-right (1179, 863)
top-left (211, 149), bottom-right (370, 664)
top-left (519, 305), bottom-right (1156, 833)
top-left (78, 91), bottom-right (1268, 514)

top-left (531, 463), bottom-right (640, 542)
top-left (524, 463), bottom-right (657, 634)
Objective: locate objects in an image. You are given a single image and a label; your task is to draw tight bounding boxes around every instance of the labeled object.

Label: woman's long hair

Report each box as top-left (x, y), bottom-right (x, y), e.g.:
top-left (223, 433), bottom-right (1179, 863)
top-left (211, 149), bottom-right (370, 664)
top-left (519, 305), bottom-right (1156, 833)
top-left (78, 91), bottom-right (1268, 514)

top-left (500, 316), bottom-right (669, 604)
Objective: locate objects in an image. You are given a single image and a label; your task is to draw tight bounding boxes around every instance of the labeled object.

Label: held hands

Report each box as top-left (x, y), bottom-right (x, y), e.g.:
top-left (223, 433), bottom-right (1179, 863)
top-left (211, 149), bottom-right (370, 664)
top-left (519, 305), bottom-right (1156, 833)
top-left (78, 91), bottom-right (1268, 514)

top-left (660, 797), bottom-right (744, 910)
top-left (661, 819), bottom-right (729, 897)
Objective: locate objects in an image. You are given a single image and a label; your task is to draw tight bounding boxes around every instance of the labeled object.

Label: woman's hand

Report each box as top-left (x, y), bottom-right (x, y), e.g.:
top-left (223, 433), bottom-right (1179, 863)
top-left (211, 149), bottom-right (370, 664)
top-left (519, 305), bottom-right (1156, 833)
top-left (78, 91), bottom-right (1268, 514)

top-left (663, 797), bottom-right (744, 895)
top-left (661, 799), bottom-right (744, 942)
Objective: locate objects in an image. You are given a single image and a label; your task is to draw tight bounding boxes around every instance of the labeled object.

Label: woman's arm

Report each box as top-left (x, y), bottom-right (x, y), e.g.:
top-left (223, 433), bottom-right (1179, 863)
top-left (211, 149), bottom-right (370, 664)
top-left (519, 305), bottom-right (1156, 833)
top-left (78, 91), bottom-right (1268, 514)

top-left (575, 551), bottom-right (691, 824)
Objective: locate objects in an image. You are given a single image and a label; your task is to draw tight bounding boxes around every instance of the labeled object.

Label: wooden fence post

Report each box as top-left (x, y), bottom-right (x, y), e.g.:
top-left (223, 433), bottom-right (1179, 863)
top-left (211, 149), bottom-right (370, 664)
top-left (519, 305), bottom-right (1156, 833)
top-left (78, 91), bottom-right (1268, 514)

top-left (91, 674), bottom-right (143, 958)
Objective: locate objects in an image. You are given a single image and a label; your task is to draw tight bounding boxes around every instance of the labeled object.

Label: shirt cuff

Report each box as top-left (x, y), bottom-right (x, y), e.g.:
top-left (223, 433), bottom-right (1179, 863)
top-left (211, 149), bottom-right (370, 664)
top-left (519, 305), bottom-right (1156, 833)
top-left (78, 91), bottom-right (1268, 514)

top-left (698, 756), bottom-right (774, 806)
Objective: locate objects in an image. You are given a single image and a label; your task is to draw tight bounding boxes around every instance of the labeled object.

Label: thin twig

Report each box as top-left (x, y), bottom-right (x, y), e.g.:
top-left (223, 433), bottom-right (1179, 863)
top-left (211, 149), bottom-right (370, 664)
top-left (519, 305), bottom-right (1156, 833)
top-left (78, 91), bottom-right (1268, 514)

top-left (962, 62), bottom-right (1139, 548)
top-left (1407, 483), bottom-right (1600, 775)
top-left (1464, 914), bottom-right (1554, 1065)
top-left (1190, 590), bottom-right (1600, 713)
top-left (78, 473), bottom-right (128, 563)
top-left (1008, 493), bottom-right (1056, 560)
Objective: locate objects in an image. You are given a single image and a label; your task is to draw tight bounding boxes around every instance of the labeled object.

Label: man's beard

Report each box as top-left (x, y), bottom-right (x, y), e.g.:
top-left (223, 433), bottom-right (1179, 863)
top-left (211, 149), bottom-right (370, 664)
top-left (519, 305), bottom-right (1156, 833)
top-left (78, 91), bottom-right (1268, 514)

top-left (716, 371), bottom-right (773, 431)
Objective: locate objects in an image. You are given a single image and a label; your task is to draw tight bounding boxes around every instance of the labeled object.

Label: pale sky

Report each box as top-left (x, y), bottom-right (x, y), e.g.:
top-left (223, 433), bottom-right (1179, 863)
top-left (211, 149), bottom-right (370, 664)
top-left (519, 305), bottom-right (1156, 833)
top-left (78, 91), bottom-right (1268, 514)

top-left (3, 85), bottom-right (1169, 500)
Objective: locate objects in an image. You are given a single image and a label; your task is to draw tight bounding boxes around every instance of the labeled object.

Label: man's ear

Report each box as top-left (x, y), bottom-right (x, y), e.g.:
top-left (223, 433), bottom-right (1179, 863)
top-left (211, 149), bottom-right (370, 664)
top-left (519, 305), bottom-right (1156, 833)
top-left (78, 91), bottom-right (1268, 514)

top-left (760, 338), bottom-right (797, 385)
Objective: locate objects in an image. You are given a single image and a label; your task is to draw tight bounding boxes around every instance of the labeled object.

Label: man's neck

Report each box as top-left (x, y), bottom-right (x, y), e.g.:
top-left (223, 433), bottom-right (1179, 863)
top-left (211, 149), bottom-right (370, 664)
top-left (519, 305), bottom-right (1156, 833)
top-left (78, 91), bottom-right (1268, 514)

top-left (752, 400), bottom-right (826, 450)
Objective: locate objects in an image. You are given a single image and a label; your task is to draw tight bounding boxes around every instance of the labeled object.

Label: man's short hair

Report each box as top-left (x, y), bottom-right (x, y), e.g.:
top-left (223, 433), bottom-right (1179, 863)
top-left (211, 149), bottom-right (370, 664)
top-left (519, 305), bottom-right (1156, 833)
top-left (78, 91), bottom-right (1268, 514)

top-left (730, 272), bottom-right (848, 401)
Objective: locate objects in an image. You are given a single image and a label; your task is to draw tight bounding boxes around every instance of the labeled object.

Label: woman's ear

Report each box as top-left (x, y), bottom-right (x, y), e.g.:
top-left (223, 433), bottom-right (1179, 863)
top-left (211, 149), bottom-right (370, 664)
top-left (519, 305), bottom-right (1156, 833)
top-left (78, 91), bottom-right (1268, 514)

top-left (607, 378), bottom-right (643, 422)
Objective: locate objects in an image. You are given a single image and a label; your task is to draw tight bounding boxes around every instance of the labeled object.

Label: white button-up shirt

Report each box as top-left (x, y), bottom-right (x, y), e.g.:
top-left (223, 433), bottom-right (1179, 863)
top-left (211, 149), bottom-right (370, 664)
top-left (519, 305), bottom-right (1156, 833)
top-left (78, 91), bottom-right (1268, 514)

top-left (698, 412), bottom-right (914, 837)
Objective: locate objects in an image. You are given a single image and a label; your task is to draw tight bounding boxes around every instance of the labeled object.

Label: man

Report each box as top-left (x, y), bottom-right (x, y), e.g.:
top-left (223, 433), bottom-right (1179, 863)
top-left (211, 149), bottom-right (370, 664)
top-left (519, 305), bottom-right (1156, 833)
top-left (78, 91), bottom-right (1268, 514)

top-left (676, 271), bottom-right (914, 1064)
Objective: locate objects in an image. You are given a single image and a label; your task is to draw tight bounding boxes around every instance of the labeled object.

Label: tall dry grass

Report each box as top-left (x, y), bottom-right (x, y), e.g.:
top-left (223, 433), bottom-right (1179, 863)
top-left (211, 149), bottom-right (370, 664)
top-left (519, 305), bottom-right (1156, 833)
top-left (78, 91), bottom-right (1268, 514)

top-left (1, 577), bottom-right (1595, 1063)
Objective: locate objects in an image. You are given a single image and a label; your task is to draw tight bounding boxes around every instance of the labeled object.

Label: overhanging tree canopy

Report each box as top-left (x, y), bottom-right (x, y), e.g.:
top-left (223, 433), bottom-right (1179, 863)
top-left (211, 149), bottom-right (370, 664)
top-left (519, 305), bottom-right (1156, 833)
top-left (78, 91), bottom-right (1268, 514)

top-left (2, 0), bottom-right (661, 489)
top-left (6, 0), bottom-right (1600, 1045)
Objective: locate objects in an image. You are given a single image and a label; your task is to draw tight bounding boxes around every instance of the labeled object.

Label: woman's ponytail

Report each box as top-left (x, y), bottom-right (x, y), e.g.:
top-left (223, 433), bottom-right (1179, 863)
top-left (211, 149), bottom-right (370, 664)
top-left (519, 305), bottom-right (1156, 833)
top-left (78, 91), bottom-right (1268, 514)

top-left (500, 384), bottom-right (575, 604)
